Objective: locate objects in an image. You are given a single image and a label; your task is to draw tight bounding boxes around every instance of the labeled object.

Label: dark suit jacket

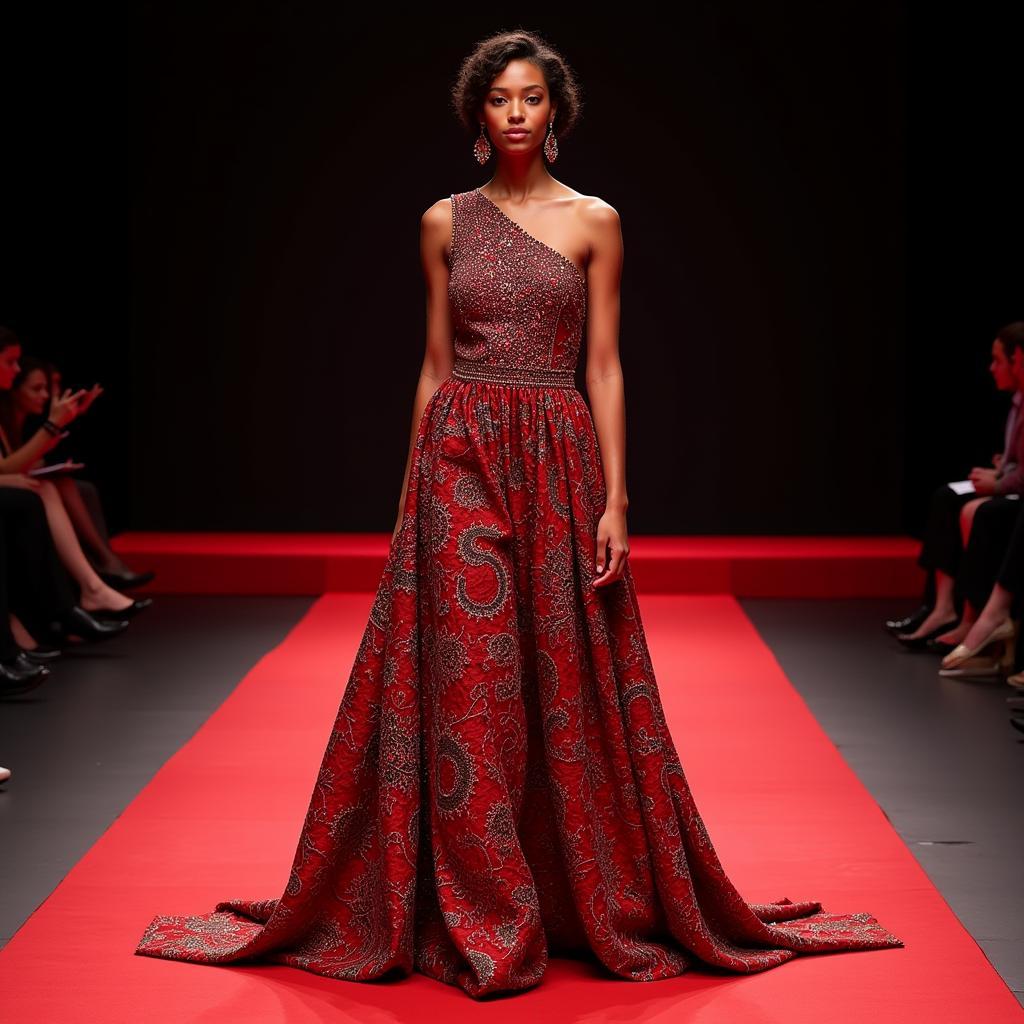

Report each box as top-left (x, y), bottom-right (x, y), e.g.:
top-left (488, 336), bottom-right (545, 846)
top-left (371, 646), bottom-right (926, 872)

top-left (995, 394), bottom-right (1024, 494)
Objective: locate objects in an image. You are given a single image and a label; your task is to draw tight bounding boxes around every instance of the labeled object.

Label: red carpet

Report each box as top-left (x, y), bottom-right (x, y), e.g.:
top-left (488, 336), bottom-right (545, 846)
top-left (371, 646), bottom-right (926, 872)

top-left (1, 594), bottom-right (1017, 1021)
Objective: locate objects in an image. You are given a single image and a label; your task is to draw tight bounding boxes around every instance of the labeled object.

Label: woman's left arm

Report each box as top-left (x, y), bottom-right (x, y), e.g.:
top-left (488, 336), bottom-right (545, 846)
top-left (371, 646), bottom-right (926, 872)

top-left (581, 200), bottom-right (628, 588)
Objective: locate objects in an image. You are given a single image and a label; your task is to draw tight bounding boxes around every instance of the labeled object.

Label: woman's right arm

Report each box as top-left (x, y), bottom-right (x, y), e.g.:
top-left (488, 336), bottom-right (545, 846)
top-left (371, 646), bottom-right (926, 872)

top-left (391, 198), bottom-right (458, 541)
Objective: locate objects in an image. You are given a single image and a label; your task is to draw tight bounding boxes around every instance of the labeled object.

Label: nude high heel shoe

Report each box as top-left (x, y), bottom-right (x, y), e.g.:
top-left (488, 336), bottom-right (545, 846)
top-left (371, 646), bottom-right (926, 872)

top-left (1005, 671), bottom-right (1024, 690)
top-left (939, 619), bottom-right (1017, 676)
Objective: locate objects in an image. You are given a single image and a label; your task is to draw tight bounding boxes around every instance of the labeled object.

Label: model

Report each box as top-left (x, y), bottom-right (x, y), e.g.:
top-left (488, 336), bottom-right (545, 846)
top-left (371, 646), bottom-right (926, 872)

top-left (135, 30), bottom-right (904, 998)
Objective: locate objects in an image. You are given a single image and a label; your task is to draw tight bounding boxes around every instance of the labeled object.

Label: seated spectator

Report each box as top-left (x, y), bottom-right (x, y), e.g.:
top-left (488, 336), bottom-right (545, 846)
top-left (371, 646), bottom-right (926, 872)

top-left (0, 327), bottom-right (151, 621)
top-left (0, 478), bottom-right (131, 655)
top-left (0, 478), bottom-right (131, 789)
top-left (930, 492), bottom-right (1022, 654)
top-left (8, 355), bottom-right (155, 589)
top-left (940, 490), bottom-right (1024, 724)
top-left (0, 491), bottom-right (51, 692)
top-left (888, 322), bottom-right (1024, 645)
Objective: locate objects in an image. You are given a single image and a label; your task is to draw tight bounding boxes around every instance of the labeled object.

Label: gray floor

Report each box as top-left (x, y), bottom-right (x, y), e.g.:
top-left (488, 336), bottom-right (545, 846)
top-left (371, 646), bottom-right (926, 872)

top-left (0, 595), bottom-right (1020, 1006)
top-left (742, 597), bottom-right (1023, 1008)
top-left (0, 594), bottom-right (315, 946)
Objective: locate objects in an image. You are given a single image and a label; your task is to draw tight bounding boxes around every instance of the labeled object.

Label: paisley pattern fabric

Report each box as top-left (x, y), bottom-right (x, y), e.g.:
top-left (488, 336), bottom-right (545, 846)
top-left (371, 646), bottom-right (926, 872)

top-left (134, 188), bottom-right (904, 997)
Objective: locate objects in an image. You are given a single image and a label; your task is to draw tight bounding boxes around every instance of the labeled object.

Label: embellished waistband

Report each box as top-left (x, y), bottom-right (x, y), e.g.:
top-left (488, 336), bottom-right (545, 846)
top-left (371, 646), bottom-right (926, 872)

top-left (450, 357), bottom-right (577, 389)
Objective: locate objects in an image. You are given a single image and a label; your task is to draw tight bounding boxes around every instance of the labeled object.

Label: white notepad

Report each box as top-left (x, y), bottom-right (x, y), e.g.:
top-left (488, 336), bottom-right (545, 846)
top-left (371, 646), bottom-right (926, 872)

top-left (947, 480), bottom-right (976, 495)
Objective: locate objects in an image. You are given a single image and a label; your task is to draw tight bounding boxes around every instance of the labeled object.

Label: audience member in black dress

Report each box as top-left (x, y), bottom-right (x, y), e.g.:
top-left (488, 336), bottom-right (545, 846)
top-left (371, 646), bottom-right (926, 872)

top-left (5, 356), bottom-right (155, 590)
top-left (0, 330), bottom-right (151, 623)
top-left (888, 322), bottom-right (1024, 646)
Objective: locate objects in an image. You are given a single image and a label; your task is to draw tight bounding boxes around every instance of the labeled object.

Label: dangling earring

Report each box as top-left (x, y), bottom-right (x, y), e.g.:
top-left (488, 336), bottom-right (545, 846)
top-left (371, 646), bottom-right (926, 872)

top-left (473, 123), bottom-right (492, 165)
top-left (543, 119), bottom-right (559, 163)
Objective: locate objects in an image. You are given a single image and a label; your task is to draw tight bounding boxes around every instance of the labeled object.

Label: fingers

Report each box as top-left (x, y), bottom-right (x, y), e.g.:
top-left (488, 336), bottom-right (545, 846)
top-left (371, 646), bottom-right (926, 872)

top-left (593, 542), bottom-right (629, 587)
top-left (606, 548), bottom-right (622, 579)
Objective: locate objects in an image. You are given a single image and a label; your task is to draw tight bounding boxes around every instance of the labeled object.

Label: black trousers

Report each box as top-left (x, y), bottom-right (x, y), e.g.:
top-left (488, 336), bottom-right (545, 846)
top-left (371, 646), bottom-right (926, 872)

top-left (913, 482), bottom-right (986, 610)
top-left (958, 496), bottom-right (1022, 610)
top-left (975, 498), bottom-right (1024, 671)
top-left (918, 483), bottom-right (984, 577)
top-left (996, 500), bottom-right (1024, 596)
top-left (0, 488), bottom-right (76, 644)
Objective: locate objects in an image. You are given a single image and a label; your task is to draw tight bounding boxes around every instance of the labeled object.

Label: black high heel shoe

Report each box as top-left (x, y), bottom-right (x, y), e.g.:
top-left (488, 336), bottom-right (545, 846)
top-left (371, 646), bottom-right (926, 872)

top-left (50, 606), bottom-right (131, 644)
top-left (20, 644), bottom-right (62, 663)
top-left (896, 618), bottom-right (960, 650)
top-left (91, 597), bottom-right (153, 621)
top-left (0, 655), bottom-right (51, 697)
top-left (925, 635), bottom-right (960, 656)
top-left (885, 603), bottom-right (931, 636)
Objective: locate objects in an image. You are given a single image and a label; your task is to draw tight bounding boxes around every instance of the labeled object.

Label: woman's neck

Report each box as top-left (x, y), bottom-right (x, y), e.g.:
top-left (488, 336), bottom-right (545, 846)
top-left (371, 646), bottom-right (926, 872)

top-left (483, 161), bottom-right (556, 200)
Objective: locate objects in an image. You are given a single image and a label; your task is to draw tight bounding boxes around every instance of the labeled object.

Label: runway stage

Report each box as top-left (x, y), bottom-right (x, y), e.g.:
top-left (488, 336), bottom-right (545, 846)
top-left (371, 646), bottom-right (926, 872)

top-left (1, 581), bottom-right (1019, 1020)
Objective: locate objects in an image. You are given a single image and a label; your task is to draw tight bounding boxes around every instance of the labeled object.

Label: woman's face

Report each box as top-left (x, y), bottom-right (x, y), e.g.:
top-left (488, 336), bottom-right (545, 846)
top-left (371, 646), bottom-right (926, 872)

top-left (0, 345), bottom-right (21, 391)
top-left (991, 339), bottom-right (1017, 390)
top-left (481, 59), bottom-right (556, 157)
top-left (15, 368), bottom-right (50, 416)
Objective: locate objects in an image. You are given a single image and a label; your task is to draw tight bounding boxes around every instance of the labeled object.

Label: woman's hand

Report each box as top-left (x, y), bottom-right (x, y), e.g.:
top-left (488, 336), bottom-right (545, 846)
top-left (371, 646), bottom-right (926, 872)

top-left (969, 466), bottom-right (998, 495)
top-left (49, 387), bottom-right (90, 427)
top-left (0, 473), bottom-right (41, 491)
top-left (75, 383), bottom-right (104, 416)
top-left (592, 507), bottom-right (630, 588)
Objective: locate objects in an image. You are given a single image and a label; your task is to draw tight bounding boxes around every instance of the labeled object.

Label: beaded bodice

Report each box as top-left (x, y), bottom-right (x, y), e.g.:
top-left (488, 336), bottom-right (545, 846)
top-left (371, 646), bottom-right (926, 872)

top-left (448, 188), bottom-right (587, 375)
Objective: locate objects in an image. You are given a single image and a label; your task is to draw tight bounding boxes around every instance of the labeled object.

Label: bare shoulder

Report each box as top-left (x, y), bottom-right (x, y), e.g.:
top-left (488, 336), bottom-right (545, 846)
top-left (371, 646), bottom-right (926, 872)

top-left (420, 197), bottom-right (455, 264)
top-left (573, 193), bottom-right (620, 232)
top-left (421, 196), bottom-right (453, 237)
top-left (564, 195), bottom-right (621, 268)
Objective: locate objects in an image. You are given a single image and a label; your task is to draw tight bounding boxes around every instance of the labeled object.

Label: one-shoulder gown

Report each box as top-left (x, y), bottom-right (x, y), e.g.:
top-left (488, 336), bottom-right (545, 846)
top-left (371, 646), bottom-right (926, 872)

top-left (135, 187), bottom-right (904, 998)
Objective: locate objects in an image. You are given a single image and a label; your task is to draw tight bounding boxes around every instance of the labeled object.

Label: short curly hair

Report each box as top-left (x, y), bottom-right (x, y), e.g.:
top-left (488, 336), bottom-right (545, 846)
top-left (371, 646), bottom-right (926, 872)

top-left (450, 29), bottom-right (583, 142)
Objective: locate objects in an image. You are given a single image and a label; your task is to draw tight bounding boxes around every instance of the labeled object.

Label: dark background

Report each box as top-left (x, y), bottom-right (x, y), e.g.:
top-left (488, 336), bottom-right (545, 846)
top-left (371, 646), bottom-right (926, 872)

top-left (1, 5), bottom-right (1020, 536)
